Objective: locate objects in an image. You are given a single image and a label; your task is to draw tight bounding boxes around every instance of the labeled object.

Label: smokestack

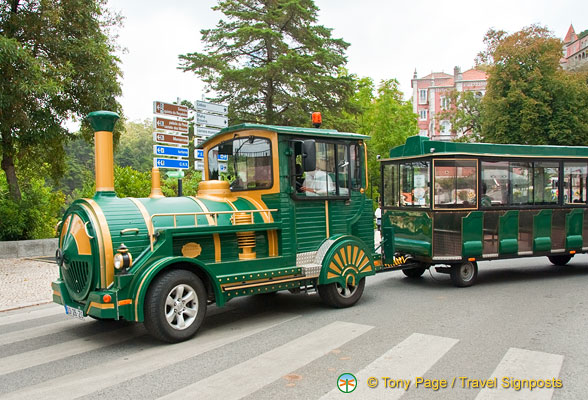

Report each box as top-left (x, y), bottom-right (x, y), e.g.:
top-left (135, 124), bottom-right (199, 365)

top-left (86, 111), bottom-right (120, 196)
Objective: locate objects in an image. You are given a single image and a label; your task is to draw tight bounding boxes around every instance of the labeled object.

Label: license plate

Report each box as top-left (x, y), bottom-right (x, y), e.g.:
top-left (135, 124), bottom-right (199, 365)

top-left (65, 305), bottom-right (85, 320)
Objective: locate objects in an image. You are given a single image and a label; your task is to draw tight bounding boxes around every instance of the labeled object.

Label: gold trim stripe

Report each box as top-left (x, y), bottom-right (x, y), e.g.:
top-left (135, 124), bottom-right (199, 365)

top-left (85, 199), bottom-right (114, 288)
top-left (128, 198), bottom-right (154, 238)
top-left (88, 302), bottom-right (115, 311)
top-left (325, 201), bottom-right (330, 238)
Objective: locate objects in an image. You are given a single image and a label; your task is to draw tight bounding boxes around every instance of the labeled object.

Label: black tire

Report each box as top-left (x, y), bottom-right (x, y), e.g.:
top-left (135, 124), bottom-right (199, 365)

top-left (318, 278), bottom-right (366, 308)
top-left (450, 261), bottom-right (478, 287)
top-left (548, 255), bottom-right (572, 266)
top-left (402, 266), bottom-right (426, 279)
top-left (144, 269), bottom-right (207, 343)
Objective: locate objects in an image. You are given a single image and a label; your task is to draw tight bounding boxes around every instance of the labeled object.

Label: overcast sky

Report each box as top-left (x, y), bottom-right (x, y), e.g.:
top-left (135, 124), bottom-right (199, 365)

top-left (106, 0), bottom-right (587, 123)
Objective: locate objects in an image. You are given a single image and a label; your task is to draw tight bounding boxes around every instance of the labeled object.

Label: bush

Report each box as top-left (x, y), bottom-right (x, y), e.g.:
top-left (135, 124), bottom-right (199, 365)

top-left (0, 174), bottom-right (65, 240)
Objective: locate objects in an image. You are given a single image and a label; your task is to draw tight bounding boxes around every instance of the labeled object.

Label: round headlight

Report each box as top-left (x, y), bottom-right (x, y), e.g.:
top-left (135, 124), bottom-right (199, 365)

top-left (114, 253), bottom-right (123, 270)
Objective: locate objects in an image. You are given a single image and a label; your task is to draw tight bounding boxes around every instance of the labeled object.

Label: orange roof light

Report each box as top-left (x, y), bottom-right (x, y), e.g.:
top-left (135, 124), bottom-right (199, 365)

top-left (312, 112), bottom-right (322, 128)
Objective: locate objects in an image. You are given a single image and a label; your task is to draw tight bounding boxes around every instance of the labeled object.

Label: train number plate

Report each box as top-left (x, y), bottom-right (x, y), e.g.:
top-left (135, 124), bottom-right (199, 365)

top-left (65, 305), bottom-right (84, 320)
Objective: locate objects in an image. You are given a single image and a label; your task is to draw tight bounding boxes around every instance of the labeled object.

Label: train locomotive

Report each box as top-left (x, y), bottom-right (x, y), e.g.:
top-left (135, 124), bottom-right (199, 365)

top-left (52, 110), bottom-right (379, 342)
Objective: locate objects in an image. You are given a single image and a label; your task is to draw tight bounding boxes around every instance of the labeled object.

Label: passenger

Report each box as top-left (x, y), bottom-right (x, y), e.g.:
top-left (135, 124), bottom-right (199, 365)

top-left (302, 158), bottom-right (335, 196)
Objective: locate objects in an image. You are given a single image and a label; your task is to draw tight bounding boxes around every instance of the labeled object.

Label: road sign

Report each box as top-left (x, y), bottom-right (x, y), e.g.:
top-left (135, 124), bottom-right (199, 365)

top-left (153, 132), bottom-right (189, 146)
top-left (195, 126), bottom-right (221, 137)
top-left (154, 116), bottom-right (189, 133)
top-left (195, 161), bottom-right (205, 171)
top-left (153, 101), bottom-right (189, 118)
top-left (219, 163), bottom-right (228, 172)
top-left (218, 154), bottom-right (228, 162)
top-left (195, 149), bottom-right (204, 160)
top-left (153, 145), bottom-right (189, 158)
top-left (166, 170), bottom-right (185, 179)
top-left (196, 100), bottom-right (228, 115)
top-left (154, 158), bottom-right (189, 169)
top-left (196, 112), bottom-right (228, 128)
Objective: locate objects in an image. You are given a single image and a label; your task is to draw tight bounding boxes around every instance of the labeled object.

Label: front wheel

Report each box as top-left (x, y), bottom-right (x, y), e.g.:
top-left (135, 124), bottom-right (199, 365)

top-left (144, 269), bottom-right (207, 343)
top-left (548, 255), bottom-right (572, 266)
top-left (318, 278), bottom-right (366, 308)
top-left (450, 261), bottom-right (478, 287)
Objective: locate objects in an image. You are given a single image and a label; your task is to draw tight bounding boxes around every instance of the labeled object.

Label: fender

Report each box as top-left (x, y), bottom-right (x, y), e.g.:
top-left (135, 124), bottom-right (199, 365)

top-left (318, 235), bottom-right (375, 286)
top-left (131, 257), bottom-right (222, 322)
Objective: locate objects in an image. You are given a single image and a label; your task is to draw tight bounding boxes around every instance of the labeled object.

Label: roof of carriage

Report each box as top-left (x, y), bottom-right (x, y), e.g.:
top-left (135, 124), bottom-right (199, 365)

top-left (198, 123), bottom-right (369, 148)
top-left (384, 136), bottom-right (588, 160)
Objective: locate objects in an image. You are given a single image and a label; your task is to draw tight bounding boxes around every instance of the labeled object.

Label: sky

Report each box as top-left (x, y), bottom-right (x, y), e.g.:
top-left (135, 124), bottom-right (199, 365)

top-left (106, 0), bottom-right (587, 123)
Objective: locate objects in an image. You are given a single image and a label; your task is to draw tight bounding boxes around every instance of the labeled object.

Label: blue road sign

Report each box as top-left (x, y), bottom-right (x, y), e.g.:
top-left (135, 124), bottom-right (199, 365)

top-left (154, 158), bottom-right (189, 169)
top-left (218, 154), bottom-right (228, 161)
top-left (195, 149), bottom-right (204, 160)
top-left (154, 145), bottom-right (188, 158)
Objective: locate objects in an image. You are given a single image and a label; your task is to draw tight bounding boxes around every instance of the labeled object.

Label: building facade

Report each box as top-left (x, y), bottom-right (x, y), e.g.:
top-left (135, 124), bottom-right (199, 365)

top-left (561, 24), bottom-right (588, 71)
top-left (411, 67), bottom-right (487, 141)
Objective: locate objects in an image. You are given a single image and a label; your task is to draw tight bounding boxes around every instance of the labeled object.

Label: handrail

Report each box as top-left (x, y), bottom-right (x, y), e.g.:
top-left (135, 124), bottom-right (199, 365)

top-left (148, 209), bottom-right (278, 251)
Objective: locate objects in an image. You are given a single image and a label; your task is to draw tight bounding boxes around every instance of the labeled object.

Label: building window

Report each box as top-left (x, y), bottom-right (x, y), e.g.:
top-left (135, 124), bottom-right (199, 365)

top-left (440, 96), bottom-right (450, 109)
top-left (419, 89), bottom-right (427, 104)
top-left (419, 109), bottom-right (428, 120)
top-left (419, 130), bottom-right (428, 137)
top-left (440, 120), bottom-right (451, 136)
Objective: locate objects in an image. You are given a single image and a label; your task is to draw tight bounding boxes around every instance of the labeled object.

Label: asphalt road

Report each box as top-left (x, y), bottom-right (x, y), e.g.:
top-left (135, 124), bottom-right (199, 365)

top-left (1, 254), bottom-right (587, 399)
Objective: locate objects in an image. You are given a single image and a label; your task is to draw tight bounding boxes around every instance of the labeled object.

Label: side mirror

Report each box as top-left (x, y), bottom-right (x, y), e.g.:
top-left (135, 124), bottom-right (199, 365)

top-left (302, 140), bottom-right (316, 171)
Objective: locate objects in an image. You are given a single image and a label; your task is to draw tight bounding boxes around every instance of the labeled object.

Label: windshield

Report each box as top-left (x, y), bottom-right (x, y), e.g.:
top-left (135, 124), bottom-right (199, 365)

top-left (207, 136), bottom-right (272, 191)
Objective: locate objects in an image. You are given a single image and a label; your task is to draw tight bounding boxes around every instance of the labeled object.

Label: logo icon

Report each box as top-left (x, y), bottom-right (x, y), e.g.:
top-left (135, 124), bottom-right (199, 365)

top-left (337, 373), bottom-right (357, 393)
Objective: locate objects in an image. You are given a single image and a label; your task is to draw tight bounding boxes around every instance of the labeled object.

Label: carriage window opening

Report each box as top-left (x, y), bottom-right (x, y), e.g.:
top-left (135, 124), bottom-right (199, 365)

top-left (533, 162), bottom-right (559, 205)
top-left (481, 161), bottom-right (509, 206)
top-left (564, 163), bottom-right (587, 204)
top-left (350, 144), bottom-right (361, 190)
top-left (510, 162), bottom-right (532, 205)
top-left (434, 160), bottom-right (477, 208)
top-left (337, 144), bottom-right (350, 196)
top-left (382, 163), bottom-right (398, 207)
top-left (207, 137), bottom-right (272, 190)
top-left (400, 161), bottom-right (430, 207)
top-left (298, 142), bottom-right (341, 197)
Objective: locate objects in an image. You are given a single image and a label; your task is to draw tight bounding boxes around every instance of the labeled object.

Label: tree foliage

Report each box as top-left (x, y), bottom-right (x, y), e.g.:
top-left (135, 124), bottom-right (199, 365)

top-left (179, 0), bottom-right (353, 126)
top-left (438, 90), bottom-right (484, 142)
top-left (481, 25), bottom-right (588, 145)
top-left (0, 0), bottom-right (123, 201)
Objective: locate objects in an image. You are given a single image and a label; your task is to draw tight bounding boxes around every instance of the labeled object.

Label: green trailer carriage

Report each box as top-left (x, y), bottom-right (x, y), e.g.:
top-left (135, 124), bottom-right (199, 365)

top-left (379, 136), bottom-right (588, 287)
top-left (53, 111), bottom-right (377, 342)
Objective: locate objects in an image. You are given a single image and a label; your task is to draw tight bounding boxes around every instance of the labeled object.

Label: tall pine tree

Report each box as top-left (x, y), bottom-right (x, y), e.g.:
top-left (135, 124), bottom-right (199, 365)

top-left (179, 0), bottom-right (352, 127)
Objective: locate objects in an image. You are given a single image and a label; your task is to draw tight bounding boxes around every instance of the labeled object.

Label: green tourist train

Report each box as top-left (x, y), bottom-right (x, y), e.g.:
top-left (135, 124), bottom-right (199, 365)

top-left (379, 135), bottom-right (588, 287)
top-left (53, 111), bottom-right (380, 343)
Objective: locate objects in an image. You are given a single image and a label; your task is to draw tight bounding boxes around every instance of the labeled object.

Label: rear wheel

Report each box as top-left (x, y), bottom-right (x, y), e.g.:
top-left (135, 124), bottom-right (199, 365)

top-left (402, 266), bottom-right (427, 279)
top-left (318, 278), bottom-right (365, 308)
top-left (144, 270), bottom-right (207, 343)
top-left (450, 261), bottom-right (478, 287)
top-left (548, 255), bottom-right (572, 266)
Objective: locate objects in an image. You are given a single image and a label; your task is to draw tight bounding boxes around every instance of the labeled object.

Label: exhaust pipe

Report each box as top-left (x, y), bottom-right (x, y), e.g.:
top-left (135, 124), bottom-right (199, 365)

top-left (86, 111), bottom-right (120, 196)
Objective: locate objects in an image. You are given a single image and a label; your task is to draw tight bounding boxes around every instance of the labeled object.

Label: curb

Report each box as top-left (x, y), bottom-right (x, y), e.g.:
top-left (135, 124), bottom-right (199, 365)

top-left (0, 300), bottom-right (53, 313)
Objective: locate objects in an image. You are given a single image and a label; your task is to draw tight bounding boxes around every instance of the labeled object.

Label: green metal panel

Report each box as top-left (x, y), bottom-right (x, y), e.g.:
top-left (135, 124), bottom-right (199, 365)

top-left (295, 200), bottom-right (327, 251)
top-left (533, 209), bottom-right (552, 252)
top-left (462, 212), bottom-right (483, 257)
top-left (499, 210), bottom-right (519, 254)
top-left (566, 209), bottom-right (584, 249)
top-left (389, 210), bottom-right (432, 257)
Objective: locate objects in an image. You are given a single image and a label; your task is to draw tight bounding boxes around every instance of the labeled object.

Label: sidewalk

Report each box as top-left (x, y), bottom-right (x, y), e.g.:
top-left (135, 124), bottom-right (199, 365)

top-left (0, 257), bottom-right (59, 312)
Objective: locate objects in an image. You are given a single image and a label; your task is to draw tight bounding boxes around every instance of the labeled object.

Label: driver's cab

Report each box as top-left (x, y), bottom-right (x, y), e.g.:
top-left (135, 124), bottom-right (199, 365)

top-left (200, 123), bottom-right (372, 256)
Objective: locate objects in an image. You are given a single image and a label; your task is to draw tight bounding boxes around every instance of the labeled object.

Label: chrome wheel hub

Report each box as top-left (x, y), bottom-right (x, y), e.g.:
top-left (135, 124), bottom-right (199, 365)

top-left (165, 284), bottom-right (198, 331)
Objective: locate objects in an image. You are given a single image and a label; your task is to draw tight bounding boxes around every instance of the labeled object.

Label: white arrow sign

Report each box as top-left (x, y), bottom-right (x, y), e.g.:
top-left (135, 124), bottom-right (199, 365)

top-left (196, 112), bottom-right (228, 128)
top-left (196, 100), bottom-right (228, 115)
top-left (196, 126), bottom-right (221, 137)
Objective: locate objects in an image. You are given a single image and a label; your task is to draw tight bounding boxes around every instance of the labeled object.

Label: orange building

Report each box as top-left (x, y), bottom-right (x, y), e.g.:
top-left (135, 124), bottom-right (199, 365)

top-left (560, 24), bottom-right (588, 71)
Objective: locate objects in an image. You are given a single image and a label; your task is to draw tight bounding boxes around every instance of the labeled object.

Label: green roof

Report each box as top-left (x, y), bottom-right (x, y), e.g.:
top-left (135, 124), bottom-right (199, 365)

top-left (385, 136), bottom-right (588, 159)
top-left (198, 123), bottom-right (369, 148)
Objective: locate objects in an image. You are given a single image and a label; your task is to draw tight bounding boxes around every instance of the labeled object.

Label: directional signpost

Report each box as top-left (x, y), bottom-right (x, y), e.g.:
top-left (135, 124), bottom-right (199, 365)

top-left (195, 100), bottom-right (228, 171)
top-left (153, 100), bottom-right (191, 195)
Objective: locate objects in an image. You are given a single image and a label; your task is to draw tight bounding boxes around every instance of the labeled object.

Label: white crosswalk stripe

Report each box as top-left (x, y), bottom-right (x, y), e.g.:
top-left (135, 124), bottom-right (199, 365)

top-left (1, 312), bottom-right (299, 400)
top-left (158, 321), bottom-right (374, 400)
top-left (476, 348), bottom-right (564, 400)
top-left (320, 333), bottom-right (459, 399)
top-left (0, 303), bottom-right (568, 400)
top-left (0, 305), bottom-right (63, 327)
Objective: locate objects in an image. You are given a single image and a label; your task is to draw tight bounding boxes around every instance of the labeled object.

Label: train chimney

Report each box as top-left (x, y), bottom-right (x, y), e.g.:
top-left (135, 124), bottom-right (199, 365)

top-left (86, 111), bottom-right (120, 197)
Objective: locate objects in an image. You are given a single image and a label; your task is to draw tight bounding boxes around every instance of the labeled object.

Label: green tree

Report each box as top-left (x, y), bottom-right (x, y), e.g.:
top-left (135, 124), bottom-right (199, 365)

top-left (114, 120), bottom-right (154, 172)
top-left (0, 0), bottom-right (123, 201)
top-left (357, 79), bottom-right (418, 201)
top-left (481, 25), bottom-right (588, 145)
top-left (179, 0), bottom-right (352, 126)
top-left (438, 90), bottom-right (484, 142)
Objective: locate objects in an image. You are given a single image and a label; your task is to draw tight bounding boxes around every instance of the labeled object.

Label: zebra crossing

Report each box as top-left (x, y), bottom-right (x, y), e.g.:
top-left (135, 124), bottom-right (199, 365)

top-left (0, 304), bottom-right (565, 399)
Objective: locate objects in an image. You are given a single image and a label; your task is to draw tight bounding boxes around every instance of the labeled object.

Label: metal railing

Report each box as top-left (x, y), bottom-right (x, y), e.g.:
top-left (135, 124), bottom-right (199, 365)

top-left (148, 209), bottom-right (277, 251)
